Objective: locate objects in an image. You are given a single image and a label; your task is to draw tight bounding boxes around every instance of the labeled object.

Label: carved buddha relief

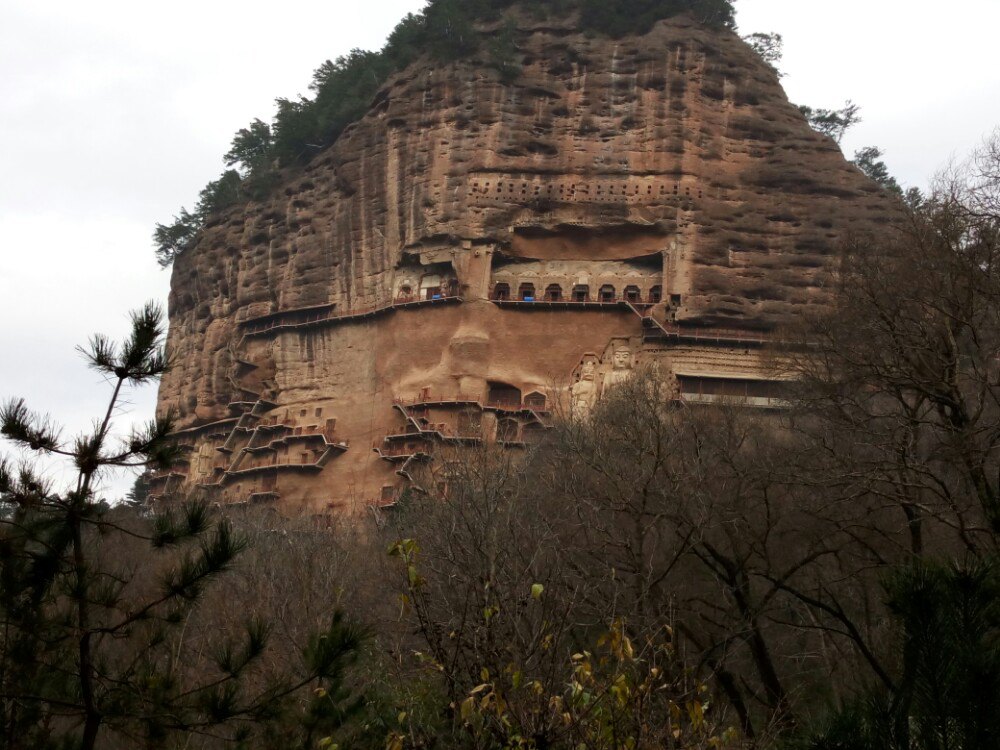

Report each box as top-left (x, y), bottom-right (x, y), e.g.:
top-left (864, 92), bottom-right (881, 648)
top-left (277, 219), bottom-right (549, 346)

top-left (570, 355), bottom-right (600, 419)
top-left (600, 341), bottom-right (635, 395)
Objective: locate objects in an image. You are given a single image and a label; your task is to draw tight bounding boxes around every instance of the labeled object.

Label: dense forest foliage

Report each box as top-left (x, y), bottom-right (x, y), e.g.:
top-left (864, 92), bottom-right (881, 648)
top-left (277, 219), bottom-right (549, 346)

top-left (153, 0), bottom-right (735, 267)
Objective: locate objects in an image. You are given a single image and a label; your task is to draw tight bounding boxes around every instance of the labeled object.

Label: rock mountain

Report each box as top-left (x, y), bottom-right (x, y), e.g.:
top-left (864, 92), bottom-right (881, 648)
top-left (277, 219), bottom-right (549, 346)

top-left (152, 11), bottom-right (894, 512)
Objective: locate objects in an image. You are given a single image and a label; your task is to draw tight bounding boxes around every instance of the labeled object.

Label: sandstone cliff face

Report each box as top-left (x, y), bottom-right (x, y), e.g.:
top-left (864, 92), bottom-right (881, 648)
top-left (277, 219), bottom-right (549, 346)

top-left (154, 14), bottom-right (895, 512)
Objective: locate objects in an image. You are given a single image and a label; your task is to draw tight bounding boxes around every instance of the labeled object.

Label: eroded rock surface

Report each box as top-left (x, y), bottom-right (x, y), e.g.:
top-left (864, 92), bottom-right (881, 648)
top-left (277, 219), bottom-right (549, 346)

top-left (154, 15), bottom-right (895, 512)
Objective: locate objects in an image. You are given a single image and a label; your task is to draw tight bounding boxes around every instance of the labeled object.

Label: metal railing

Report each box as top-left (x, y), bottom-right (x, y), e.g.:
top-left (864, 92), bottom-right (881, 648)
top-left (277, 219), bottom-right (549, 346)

top-left (374, 443), bottom-right (432, 459)
top-left (489, 295), bottom-right (646, 306)
top-left (392, 393), bottom-right (549, 415)
top-left (393, 393), bottom-right (482, 407)
top-left (241, 295), bottom-right (462, 338)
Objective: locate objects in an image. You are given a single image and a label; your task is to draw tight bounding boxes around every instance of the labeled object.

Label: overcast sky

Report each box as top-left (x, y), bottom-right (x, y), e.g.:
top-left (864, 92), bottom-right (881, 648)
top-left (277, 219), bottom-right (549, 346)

top-left (1, 0), bottom-right (998, 500)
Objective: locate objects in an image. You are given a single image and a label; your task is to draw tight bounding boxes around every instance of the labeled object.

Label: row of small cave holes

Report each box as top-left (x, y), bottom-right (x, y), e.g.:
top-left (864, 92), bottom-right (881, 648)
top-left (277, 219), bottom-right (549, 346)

top-left (471, 181), bottom-right (704, 200)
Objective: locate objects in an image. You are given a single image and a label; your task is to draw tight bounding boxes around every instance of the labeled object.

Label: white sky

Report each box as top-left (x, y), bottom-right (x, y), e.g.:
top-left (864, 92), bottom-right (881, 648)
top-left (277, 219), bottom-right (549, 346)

top-left (1, 0), bottom-right (998, 500)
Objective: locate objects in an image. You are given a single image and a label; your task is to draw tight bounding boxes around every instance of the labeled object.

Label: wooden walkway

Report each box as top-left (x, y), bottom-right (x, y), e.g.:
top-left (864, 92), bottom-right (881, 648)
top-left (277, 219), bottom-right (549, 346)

top-left (624, 302), bottom-right (775, 347)
top-left (240, 295), bottom-right (463, 342)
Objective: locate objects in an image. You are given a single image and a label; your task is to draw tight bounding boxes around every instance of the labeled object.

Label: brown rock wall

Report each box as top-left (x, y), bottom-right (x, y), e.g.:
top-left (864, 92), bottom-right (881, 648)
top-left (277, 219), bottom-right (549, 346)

top-left (155, 14), bottom-right (896, 511)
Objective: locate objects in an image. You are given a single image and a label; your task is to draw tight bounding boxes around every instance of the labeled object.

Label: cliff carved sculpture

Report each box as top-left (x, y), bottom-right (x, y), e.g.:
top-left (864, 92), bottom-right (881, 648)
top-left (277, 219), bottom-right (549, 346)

top-left (601, 342), bottom-right (637, 395)
top-left (571, 356), bottom-right (601, 419)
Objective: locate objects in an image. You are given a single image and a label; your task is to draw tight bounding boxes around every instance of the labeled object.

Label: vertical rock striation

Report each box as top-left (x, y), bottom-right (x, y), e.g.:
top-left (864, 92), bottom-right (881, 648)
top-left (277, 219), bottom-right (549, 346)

top-left (154, 14), bottom-right (896, 512)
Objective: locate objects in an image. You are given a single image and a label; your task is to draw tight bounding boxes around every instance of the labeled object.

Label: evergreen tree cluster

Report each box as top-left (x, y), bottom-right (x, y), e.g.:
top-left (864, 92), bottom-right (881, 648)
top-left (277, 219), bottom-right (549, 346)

top-left (153, 0), bottom-right (736, 267)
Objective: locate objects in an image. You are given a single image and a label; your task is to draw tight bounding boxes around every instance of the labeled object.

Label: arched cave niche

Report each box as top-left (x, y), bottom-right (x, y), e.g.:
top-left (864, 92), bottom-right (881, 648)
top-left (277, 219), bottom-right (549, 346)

top-left (488, 381), bottom-right (522, 408)
top-left (524, 391), bottom-right (547, 409)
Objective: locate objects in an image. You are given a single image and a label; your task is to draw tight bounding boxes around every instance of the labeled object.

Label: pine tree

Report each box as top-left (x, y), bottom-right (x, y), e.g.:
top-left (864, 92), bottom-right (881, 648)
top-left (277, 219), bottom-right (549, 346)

top-left (0, 304), bottom-right (367, 749)
top-left (799, 101), bottom-right (862, 144)
top-left (853, 146), bottom-right (903, 195)
top-left (225, 118), bottom-right (274, 178)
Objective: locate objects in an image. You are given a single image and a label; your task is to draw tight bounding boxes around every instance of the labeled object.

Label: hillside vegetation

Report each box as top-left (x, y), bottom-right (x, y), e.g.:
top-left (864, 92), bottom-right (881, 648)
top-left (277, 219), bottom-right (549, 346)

top-left (5, 135), bottom-right (1000, 749)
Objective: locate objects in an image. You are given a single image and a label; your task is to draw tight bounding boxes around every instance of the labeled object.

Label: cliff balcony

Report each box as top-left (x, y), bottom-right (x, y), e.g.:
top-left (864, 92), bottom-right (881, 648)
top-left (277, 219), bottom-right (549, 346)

top-left (484, 398), bottom-right (550, 416)
top-left (392, 393), bottom-right (484, 408)
top-left (239, 295), bottom-right (462, 341)
top-left (641, 318), bottom-right (773, 348)
top-left (254, 420), bottom-right (294, 435)
top-left (490, 282), bottom-right (658, 310)
top-left (226, 400), bottom-right (259, 415)
top-left (626, 304), bottom-right (782, 348)
top-left (167, 417), bottom-right (240, 440)
top-left (148, 469), bottom-right (189, 486)
top-left (216, 398), bottom-right (280, 453)
top-left (677, 376), bottom-right (793, 411)
top-left (373, 439), bottom-right (434, 462)
top-left (244, 429), bottom-right (349, 454)
top-left (681, 394), bottom-right (791, 409)
top-left (489, 295), bottom-right (647, 312)
top-left (224, 456), bottom-right (328, 478)
top-left (381, 421), bottom-right (483, 445)
top-left (380, 400), bottom-right (551, 458)
top-left (205, 425), bottom-right (348, 482)
top-left (393, 392), bottom-right (551, 420)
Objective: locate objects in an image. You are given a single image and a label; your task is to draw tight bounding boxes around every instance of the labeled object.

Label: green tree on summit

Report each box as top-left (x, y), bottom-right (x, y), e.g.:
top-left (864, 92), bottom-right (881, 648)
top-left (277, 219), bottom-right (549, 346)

top-left (743, 31), bottom-right (784, 76)
top-left (799, 100), bottom-right (862, 144)
top-left (853, 146), bottom-right (903, 195)
top-left (153, 207), bottom-right (199, 267)
top-left (225, 118), bottom-right (274, 177)
top-left (579, 0), bottom-right (735, 36)
top-left (153, 0), bottom-right (739, 267)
